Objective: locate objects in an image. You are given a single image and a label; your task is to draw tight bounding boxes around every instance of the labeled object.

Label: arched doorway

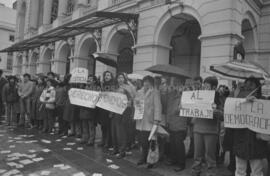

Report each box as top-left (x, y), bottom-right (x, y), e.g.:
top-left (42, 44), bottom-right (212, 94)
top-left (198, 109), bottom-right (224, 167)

top-left (17, 55), bottom-right (23, 75)
top-left (107, 29), bottom-right (134, 74)
top-left (29, 53), bottom-right (38, 74)
top-left (241, 19), bottom-right (256, 61)
top-left (57, 43), bottom-right (70, 75)
top-left (169, 20), bottom-right (201, 77)
top-left (155, 12), bottom-right (202, 78)
top-left (78, 37), bottom-right (97, 75)
top-left (39, 48), bottom-right (52, 73)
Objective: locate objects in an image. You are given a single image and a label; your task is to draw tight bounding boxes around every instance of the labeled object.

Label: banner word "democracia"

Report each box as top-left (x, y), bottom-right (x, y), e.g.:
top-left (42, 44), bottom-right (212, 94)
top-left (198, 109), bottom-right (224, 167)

top-left (69, 88), bottom-right (100, 108)
top-left (224, 98), bottom-right (270, 135)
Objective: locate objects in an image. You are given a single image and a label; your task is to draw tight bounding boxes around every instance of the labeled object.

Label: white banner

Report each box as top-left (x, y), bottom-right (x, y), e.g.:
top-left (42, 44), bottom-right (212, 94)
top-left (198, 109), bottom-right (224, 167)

top-left (224, 98), bottom-right (270, 135)
top-left (69, 67), bottom-right (88, 84)
top-left (68, 88), bottom-right (100, 108)
top-left (180, 90), bottom-right (216, 119)
top-left (96, 92), bottom-right (128, 114)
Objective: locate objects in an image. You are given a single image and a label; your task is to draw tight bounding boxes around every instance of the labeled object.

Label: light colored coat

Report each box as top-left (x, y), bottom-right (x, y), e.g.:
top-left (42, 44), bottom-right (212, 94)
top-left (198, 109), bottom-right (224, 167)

top-left (40, 86), bottom-right (56, 109)
top-left (135, 88), bottom-right (162, 131)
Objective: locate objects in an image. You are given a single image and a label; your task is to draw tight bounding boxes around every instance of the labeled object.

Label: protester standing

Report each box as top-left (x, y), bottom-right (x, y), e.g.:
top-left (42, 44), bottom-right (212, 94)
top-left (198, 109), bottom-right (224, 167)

top-left (2, 76), bottom-right (19, 126)
top-left (78, 75), bottom-right (100, 146)
top-left (233, 77), bottom-right (268, 176)
top-left (40, 79), bottom-right (56, 133)
top-left (18, 73), bottom-right (34, 128)
top-left (135, 76), bottom-right (162, 168)
top-left (97, 71), bottom-right (115, 148)
top-left (191, 76), bottom-right (223, 176)
top-left (0, 69), bottom-right (8, 121)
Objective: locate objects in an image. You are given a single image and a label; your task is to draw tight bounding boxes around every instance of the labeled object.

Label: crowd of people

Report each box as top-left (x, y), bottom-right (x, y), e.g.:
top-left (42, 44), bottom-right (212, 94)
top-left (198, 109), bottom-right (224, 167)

top-left (0, 68), bottom-right (269, 176)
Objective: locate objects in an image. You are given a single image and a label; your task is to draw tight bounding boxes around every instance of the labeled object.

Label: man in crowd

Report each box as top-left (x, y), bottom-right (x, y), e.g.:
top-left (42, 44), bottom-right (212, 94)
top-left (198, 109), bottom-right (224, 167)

top-left (0, 69), bottom-right (7, 122)
top-left (18, 73), bottom-right (34, 127)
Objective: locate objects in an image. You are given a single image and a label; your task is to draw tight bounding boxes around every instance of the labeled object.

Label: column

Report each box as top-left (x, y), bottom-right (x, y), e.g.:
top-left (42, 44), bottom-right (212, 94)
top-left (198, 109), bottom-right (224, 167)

top-left (43, 0), bottom-right (53, 25)
top-left (22, 52), bottom-right (29, 74)
top-left (58, 0), bottom-right (68, 17)
top-left (29, 0), bottom-right (39, 30)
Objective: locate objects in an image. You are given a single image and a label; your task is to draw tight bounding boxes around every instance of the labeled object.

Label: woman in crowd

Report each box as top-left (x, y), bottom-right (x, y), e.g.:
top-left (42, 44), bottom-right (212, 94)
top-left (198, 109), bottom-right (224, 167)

top-left (79, 75), bottom-right (100, 146)
top-left (135, 75), bottom-right (162, 168)
top-left (31, 76), bottom-right (45, 130)
top-left (110, 73), bottom-right (133, 158)
top-left (40, 79), bottom-right (56, 133)
top-left (233, 77), bottom-right (268, 176)
top-left (98, 71), bottom-right (115, 148)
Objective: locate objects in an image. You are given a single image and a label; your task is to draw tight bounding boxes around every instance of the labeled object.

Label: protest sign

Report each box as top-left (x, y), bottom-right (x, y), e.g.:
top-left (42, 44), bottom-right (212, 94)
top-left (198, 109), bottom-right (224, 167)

top-left (224, 98), bottom-right (270, 135)
top-left (262, 84), bottom-right (270, 97)
top-left (96, 92), bottom-right (128, 114)
top-left (180, 90), bottom-right (216, 119)
top-left (68, 88), bottom-right (100, 108)
top-left (69, 67), bottom-right (88, 84)
top-left (134, 99), bottom-right (144, 120)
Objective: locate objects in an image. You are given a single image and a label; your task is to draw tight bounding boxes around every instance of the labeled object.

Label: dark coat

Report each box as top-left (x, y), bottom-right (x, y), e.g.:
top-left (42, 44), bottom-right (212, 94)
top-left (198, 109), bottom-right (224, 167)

top-left (30, 85), bottom-right (45, 120)
top-left (63, 86), bottom-right (75, 122)
top-left (233, 90), bottom-right (268, 160)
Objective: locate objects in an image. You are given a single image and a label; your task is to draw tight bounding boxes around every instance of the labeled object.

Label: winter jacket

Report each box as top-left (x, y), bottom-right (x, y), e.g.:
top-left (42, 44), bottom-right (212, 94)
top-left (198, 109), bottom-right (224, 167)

top-left (136, 88), bottom-right (162, 131)
top-left (166, 90), bottom-right (188, 132)
top-left (18, 81), bottom-right (34, 98)
top-left (40, 86), bottom-right (56, 109)
top-left (193, 91), bottom-right (223, 135)
top-left (233, 90), bottom-right (268, 160)
top-left (2, 83), bottom-right (19, 103)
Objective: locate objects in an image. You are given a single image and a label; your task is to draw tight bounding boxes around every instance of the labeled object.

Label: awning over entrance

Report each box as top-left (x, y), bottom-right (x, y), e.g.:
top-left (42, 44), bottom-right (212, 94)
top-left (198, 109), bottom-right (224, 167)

top-left (92, 52), bottom-right (117, 68)
top-left (1, 11), bottom-right (139, 53)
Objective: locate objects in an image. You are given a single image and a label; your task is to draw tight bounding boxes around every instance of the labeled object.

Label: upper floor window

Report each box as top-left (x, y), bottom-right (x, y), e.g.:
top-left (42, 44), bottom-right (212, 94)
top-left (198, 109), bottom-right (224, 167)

top-left (51, 0), bottom-right (59, 23)
top-left (67, 0), bottom-right (74, 15)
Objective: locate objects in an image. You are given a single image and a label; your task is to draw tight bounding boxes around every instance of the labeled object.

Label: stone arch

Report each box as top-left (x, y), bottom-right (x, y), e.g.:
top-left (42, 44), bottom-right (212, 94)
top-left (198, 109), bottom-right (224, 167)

top-left (77, 34), bottom-right (97, 74)
top-left (241, 11), bottom-right (258, 61)
top-left (153, 5), bottom-right (202, 77)
top-left (55, 41), bottom-right (70, 75)
top-left (104, 25), bottom-right (134, 74)
top-left (154, 5), bottom-right (203, 46)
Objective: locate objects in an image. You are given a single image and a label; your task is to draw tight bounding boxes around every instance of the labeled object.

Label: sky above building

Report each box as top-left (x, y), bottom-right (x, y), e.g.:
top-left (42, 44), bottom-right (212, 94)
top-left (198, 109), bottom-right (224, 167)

top-left (0, 0), bottom-right (16, 8)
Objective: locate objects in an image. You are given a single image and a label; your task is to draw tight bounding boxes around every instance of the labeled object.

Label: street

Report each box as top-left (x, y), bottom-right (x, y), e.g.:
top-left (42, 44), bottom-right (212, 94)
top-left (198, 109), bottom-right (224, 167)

top-left (0, 123), bottom-right (233, 176)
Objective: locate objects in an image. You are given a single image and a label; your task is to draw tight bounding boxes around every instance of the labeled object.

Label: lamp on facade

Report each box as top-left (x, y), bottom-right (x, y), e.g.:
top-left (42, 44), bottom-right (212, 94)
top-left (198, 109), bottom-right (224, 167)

top-left (67, 37), bottom-right (75, 62)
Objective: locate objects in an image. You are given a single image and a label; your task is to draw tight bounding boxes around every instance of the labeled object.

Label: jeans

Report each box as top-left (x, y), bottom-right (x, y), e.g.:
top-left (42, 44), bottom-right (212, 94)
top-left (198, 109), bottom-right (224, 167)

top-left (169, 130), bottom-right (186, 167)
top-left (138, 131), bottom-right (150, 162)
top-left (43, 108), bottom-right (55, 132)
top-left (192, 133), bottom-right (218, 175)
top-left (81, 120), bottom-right (96, 143)
top-left (235, 157), bottom-right (264, 176)
top-left (19, 98), bottom-right (31, 125)
top-left (6, 103), bottom-right (18, 125)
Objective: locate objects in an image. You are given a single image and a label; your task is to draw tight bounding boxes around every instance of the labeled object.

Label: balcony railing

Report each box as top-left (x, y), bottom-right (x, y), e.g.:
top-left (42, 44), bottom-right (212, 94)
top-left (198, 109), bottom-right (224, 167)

top-left (110, 0), bottom-right (132, 6)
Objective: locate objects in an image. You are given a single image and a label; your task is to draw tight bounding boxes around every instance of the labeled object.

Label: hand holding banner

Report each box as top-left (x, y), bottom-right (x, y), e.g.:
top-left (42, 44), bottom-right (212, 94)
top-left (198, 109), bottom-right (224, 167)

top-left (96, 92), bottom-right (128, 114)
top-left (224, 97), bottom-right (270, 135)
top-left (68, 88), bottom-right (100, 108)
top-left (180, 90), bottom-right (216, 119)
top-left (69, 67), bottom-right (88, 84)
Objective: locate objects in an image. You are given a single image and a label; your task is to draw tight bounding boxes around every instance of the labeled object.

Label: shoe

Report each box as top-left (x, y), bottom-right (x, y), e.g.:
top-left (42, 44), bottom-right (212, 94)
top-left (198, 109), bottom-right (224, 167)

top-left (165, 159), bottom-right (176, 166)
top-left (147, 164), bottom-right (154, 169)
top-left (109, 150), bottom-right (118, 156)
top-left (174, 166), bottom-right (185, 172)
top-left (116, 152), bottom-right (125, 159)
top-left (86, 142), bottom-right (94, 147)
top-left (136, 159), bottom-right (146, 166)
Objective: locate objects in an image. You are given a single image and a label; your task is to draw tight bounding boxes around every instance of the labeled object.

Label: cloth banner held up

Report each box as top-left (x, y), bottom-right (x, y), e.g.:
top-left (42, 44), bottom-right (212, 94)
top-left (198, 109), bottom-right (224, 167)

top-left (69, 67), bottom-right (88, 84)
top-left (68, 88), bottom-right (100, 108)
top-left (96, 92), bottom-right (128, 114)
top-left (180, 90), bottom-right (216, 119)
top-left (224, 98), bottom-right (270, 135)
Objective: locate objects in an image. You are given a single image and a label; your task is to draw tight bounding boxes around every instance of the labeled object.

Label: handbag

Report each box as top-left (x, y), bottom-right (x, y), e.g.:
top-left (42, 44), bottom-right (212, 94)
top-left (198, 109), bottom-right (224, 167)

top-left (147, 137), bottom-right (159, 164)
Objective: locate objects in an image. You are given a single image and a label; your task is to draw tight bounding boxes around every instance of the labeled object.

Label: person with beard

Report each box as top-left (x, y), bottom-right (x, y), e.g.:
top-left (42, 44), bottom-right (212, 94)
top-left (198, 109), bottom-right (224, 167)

top-left (97, 71), bottom-right (115, 148)
top-left (2, 76), bottom-right (19, 126)
top-left (78, 75), bottom-right (100, 146)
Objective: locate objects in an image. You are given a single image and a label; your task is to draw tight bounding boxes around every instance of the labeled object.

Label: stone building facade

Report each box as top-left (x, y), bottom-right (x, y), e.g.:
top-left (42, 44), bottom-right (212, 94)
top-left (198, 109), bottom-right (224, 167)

top-left (0, 3), bottom-right (16, 75)
top-left (11, 0), bottom-right (270, 80)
